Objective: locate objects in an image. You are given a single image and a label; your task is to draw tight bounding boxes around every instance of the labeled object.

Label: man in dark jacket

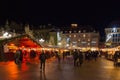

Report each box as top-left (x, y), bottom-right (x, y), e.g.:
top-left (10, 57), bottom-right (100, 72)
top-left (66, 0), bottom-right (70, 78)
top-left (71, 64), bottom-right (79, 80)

top-left (73, 49), bottom-right (79, 66)
top-left (39, 51), bottom-right (46, 71)
top-left (78, 51), bottom-right (84, 66)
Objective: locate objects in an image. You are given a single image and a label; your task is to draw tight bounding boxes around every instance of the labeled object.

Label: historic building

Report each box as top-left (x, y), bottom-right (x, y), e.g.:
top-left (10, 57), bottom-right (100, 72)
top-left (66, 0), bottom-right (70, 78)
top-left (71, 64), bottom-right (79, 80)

top-left (61, 24), bottom-right (100, 51)
top-left (0, 21), bottom-right (100, 50)
top-left (31, 24), bottom-right (68, 48)
top-left (105, 21), bottom-right (120, 47)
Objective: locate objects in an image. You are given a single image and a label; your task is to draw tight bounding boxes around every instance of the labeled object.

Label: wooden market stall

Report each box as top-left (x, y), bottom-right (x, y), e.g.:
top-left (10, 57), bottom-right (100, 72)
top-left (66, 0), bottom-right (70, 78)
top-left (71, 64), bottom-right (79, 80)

top-left (0, 34), bottom-right (43, 61)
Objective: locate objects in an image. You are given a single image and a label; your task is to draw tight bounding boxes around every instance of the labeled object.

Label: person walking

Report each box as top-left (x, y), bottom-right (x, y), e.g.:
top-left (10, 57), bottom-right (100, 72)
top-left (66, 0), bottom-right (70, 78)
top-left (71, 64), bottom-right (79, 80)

top-left (73, 49), bottom-right (79, 66)
top-left (14, 49), bottom-right (23, 64)
top-left (55, 51), bottom-right (61, 63)
top-left (78, 51), bottom-right (84, 67)
top-left (39, 50), bottom-right (46, 72)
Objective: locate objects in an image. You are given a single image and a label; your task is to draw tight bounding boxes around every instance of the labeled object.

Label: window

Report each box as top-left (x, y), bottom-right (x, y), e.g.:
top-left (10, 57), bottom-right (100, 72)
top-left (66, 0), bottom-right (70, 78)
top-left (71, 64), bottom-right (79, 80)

top-left (113, 34), bottom-right (115, 37)
top-left (69, 35), bottom-right (71, 37)
top-left (83, 34), bottom-right (86, 37)
top-left (113, 39), bottom-right (115, 42)
top-left (74, 35), bottom-right (76, 37)
top-left (118, 30), bottom-right (119, 32)
top-left (81, 42), bottom-right (86, 44)
top-left (91, 41), bottom-right (96, 43)
top-left (112, 28), bottom-right (117, 32)
top-left (88, 43), bottom-right (90, 45)
top-left (74, 31), bottom-right (76, 33)
top-left (118, 38), bottom-right (120, 42)
top-left (69, 31), bottom-right (71, 33)
top-left (88, 39), bottom-right (90, 41)
top-left (116, 34), bottom-right (117, 37)
top-left (115, 39), bottom-right (117, 42)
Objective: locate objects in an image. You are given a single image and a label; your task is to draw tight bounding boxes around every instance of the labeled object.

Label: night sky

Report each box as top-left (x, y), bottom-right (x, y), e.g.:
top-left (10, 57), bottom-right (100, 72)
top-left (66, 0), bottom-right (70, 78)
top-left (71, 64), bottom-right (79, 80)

top-left (0, 0), bottom-right (120, 30)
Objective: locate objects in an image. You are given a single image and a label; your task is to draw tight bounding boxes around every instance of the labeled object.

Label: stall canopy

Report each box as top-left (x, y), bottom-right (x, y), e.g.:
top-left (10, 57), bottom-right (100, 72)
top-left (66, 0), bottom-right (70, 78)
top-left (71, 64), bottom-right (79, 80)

top-left (0, 34), bottom-right (43, 48)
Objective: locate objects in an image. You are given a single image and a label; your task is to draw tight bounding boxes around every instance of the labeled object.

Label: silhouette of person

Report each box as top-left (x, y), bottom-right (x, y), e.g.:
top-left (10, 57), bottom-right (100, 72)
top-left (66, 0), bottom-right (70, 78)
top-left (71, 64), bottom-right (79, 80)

top-left (39, 50), bottom-right (46, 72)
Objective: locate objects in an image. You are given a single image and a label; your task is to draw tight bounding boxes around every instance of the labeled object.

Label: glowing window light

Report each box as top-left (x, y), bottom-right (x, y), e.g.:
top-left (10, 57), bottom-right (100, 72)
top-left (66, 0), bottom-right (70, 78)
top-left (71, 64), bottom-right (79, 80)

top-left (66, 44), bottom-right (69, 47)
top-left (3, 32), bottom-right (8, 37)
top-left (74, 35), bottom-right (76, 37)
top-left (58, 42), bottom-right (61, 46)
top-left (112, 27), bottom-right (117, 32)
top-left (8, 34), bottom-right (12, 37)
top-left (88, 39), bottom-right (90, 41)
top-left (83, 34), bottom-right (86, 37)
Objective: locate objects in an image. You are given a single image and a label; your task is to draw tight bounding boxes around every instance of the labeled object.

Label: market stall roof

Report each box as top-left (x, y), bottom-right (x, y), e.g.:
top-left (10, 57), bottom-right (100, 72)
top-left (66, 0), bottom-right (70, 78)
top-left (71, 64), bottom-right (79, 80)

top-left (0, 34), bottom-right (43, 48)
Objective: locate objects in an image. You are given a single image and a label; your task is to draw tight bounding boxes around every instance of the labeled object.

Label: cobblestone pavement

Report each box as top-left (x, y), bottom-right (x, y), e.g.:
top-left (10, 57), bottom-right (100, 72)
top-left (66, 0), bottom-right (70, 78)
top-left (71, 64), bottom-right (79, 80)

top-left (0, 57), bottom-right (120, 80)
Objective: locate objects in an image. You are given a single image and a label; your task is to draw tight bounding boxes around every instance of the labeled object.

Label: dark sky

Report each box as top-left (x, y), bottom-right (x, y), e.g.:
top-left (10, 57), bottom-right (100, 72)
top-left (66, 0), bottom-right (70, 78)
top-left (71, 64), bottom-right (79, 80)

top-left (0, 0), bottom-right (120, 29)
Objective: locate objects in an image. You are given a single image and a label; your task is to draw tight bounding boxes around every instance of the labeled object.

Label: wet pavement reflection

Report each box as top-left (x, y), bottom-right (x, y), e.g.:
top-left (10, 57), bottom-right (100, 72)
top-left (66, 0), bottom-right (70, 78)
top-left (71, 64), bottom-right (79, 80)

top-left (0, 57), bottom-right (120, 80)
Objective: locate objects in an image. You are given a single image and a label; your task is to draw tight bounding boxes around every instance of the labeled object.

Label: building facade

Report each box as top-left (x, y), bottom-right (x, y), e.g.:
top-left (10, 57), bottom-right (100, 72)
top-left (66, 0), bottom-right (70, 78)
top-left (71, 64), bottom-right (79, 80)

top-left (61, 24), bottom-right (100, 51)
top-left (105, 27), bottom-right (120, 47)
top-left (105, 21), bottom-right (120, 47)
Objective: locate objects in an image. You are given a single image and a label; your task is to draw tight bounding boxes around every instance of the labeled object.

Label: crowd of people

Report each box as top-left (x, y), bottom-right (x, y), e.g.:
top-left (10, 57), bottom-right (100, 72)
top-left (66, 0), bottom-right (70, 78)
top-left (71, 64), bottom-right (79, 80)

top-left (113, 51), bottom-right (120, 66)
top-left (14, 49), bottom-right (101, 72)
top-left (63, 49), bottom-right (100, 67)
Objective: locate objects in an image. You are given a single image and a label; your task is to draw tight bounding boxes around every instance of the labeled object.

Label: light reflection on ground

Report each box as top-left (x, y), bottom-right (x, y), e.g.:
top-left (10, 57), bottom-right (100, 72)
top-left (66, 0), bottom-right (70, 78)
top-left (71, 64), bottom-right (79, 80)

top-left (0, 57), bottom-right (120, 80)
